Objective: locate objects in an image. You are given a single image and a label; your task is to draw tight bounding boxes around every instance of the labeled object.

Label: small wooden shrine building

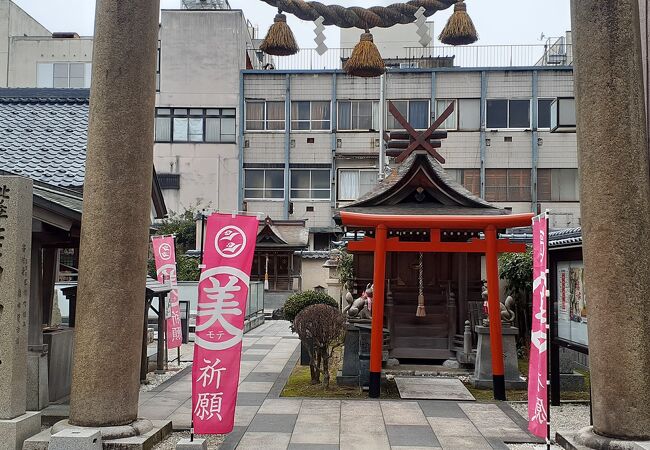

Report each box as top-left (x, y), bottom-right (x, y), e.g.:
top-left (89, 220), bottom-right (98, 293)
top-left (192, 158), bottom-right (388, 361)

top-left (335, 150), bottom-right (532, 398)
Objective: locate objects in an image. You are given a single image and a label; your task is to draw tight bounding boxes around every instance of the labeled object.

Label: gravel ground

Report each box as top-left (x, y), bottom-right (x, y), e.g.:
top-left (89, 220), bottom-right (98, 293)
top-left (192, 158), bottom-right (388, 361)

top-left (140, 362), bottom-right (192, 392)
top-left (507, 402), bottom-right (591, 450)
top-left (154, 431), bottom-right (225, 449)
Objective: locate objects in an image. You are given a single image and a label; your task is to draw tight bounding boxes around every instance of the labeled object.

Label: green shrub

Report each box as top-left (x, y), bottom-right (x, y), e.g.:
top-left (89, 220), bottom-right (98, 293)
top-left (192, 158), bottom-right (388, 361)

top-left (283, 290), bottom-right (338, 324)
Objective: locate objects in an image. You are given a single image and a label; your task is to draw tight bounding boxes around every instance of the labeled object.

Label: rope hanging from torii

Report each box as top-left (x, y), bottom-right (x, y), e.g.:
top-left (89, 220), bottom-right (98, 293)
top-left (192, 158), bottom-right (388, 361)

top-left (258, 0), bottom-right (478, 77)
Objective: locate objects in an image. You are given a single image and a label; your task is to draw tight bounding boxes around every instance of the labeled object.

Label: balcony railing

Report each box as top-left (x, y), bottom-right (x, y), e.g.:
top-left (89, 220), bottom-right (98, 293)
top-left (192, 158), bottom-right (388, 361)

top-left (249, 44), bottom-right (573, 72)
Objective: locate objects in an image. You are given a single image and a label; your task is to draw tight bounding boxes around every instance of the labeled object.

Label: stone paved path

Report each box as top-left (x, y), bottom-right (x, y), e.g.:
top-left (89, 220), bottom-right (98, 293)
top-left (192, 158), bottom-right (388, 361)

top-left (140, 321), bottom-right (540, 449)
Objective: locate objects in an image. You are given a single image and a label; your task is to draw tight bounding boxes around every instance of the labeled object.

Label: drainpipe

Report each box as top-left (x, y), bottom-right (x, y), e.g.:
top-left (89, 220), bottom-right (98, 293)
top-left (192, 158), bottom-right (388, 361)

top-left (284, 74), bottom-right (291, 219)
top-left (531, 70), bottom-right (539, 213)
top-left (480, 71), bottom-right (487, 199)
top-left (331, 73), bottom-right (338, 218)
top-left (379, 73), bottom-right (386, 180)
top-left (238, 72), bottom-right (245, 209)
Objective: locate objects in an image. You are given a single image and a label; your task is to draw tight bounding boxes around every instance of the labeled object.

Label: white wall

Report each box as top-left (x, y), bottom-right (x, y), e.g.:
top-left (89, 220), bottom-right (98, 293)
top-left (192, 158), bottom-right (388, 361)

top-left (155, 9), bottom-right (252, 215)
top-left (340, 22), bottom-right (434, 59)
top-left (8, 37), bottom-right (93, 87)
top-left (0, 0), bottom-right (51, 87)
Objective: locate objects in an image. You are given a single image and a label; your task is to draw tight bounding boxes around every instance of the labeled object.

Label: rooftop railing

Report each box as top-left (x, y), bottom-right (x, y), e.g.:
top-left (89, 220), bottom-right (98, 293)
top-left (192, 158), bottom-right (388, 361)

top-left (249, 43), bottom-right (573, 72)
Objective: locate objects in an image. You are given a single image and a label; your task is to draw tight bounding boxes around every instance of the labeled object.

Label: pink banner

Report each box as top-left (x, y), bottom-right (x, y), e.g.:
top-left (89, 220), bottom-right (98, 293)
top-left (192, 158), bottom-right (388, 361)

top-left (528, 214), bottom-right (549, 438)
top-left (192, 214), bottom-right (258, 434)
top-left (152, 236), bottom-right (183, 349)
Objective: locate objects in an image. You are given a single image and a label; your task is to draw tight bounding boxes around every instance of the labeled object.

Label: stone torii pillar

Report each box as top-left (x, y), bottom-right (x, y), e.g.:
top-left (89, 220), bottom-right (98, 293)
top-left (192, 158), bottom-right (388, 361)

top-left (68, 0), bottom-right (160, 427)
top-left (571, 0), bottom-right (650, 443)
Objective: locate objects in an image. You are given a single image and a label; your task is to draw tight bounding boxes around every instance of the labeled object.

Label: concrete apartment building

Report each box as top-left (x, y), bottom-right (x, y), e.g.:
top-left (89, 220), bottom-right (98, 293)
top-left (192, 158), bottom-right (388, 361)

top-left (1, 0), bottom-right (579, 300)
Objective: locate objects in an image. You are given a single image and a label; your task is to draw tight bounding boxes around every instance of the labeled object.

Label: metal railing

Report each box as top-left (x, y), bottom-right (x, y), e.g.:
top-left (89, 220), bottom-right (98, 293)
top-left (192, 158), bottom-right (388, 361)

top-left (252, 44), bottom-right (573, 71)
top-left (246, 281), bottom-right (265, 320)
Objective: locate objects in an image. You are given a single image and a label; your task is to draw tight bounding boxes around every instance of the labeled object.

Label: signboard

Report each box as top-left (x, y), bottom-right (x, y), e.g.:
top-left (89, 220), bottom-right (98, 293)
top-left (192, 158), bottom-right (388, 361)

top-left (528, 213), bottom-right (549, 440)
top-left (556, 261), bottom-right (588, 346)
top-left (192, 214), bottom-right (258, 434)
top-left (152, 236), bottom-right (183, 349)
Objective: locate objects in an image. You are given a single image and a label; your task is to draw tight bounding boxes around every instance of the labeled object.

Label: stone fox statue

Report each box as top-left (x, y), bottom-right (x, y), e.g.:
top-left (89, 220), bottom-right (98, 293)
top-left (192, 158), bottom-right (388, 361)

top-left (481, 287), bottom-right (516, 324)
top-left (344, 284), bottom-right (373, 319)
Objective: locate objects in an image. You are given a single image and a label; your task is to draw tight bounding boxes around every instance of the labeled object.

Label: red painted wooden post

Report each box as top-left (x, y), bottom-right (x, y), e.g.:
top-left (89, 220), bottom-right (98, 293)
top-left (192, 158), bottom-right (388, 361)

top-left (369, 224), bottom-right (388, 398)
top-left (485, 225), bottom-right (506, 400)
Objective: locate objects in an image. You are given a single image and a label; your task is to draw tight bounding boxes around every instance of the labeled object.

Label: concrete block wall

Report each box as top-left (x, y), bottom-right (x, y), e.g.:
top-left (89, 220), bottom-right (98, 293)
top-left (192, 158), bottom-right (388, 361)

top-left (241, 68), bottom-right (580, 225)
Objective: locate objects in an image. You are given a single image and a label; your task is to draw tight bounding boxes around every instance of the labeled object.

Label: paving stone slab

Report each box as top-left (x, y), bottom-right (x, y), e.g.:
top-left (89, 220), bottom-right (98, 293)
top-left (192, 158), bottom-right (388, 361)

top-left (417, 400), bottom-right (468, 419)
top-left (287, 444), bottom-right (339, 450)
top-left (241, 354), bottom-right (266, 361)
top-left (235, 393), bottom-right (267, 406)
top-left (395, 377), bottom-right (475, 401)
top-left (435, 435), bottom-right (492, 450)
top-left (386, 425), bottom-right (440, 447)
top-left (247, 413), bottom-right (297, 433)
top-left (244, 372), bottom-right (280, 383)
top-left (380, 401), bottom-right (429, 426)
top-left (258, 399), bottom-right (302, 415)
top-left (237, 431), bottom-right (291, 450)
top-left (427, 417), bottom-right (482, 437)
top-left (234, 406), bottom-right (259, 427)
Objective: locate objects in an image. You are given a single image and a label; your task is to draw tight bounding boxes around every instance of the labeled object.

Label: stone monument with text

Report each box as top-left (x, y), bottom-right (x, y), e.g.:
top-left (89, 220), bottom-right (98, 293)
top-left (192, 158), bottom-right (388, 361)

top-left (0, 176), bottom-right (41, 449)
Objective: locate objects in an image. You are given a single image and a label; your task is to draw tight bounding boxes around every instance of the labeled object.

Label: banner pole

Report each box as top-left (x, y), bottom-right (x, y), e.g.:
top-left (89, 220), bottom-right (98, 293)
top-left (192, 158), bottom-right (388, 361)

top-left (545, 211), bottom-right (551, 450)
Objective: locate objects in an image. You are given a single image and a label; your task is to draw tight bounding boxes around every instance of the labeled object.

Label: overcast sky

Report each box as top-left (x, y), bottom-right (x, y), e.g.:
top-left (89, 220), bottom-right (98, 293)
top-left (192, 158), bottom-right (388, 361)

top-left (13, 0), bottom-right (571, 47)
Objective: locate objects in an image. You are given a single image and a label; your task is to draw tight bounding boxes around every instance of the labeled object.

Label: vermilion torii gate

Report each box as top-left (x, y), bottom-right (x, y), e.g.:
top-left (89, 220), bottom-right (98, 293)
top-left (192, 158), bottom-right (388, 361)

top-left (340, 211), bottom-right (533, 400)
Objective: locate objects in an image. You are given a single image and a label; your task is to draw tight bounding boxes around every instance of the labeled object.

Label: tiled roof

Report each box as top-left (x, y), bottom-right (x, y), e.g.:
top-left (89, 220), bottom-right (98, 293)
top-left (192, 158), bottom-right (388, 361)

top-left (0, 89), bottom-right (90, 187)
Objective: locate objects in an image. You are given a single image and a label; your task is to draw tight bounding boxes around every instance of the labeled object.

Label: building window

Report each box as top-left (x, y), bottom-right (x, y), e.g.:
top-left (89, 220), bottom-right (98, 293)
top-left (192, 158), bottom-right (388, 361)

top-left (245, 101), bottom-right (285, 131)
top-left (446, 169), bottom-right (480, 196)
top-left (486, 99), bottom-right (531, 129)
top-left (338, 101), bottom-right (379, 131)
top-left (157, 173), bottom-right (180, 190)
top-left (290, 169), bottom-right (331, 200)
top-left (485, 169), bottom-right (531, 202)
top-left (387, 100), bottom-right (429, 130)
top-left (37, 62), bottom-right (91, 88)
top-left (537, 99), bottom-right (554, 129)
top-left (435, 99), bottom-right (457, 130)
top-left (338, 169), bottom-right (377, 201)
top-left (537, 169), bottom-right (579, 201)
top-left (244, 169), bottom-right (284, 199)
top-left (458, 99), bottom-right (481, 131)
top-left (155, 108), bottom-right (236, 143)
top-left (291, 101), bottom-right (331, 131)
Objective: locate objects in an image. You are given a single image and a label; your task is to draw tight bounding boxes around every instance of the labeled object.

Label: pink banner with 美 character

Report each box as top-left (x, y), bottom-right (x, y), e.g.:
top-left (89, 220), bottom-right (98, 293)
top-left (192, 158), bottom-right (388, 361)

top-left (192, 214), bottom-right (258, 434)
top-left (152, 236), bottom-right (183, 349)
top-left (528, 213), bottom-right (549, 439)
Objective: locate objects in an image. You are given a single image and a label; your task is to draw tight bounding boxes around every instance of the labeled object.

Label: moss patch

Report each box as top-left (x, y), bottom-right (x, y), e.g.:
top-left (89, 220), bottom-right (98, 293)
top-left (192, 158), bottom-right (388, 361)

top-left (464, 357), bottom-right (591, 402)
top-left (281, 347), bottom-right (400, 399)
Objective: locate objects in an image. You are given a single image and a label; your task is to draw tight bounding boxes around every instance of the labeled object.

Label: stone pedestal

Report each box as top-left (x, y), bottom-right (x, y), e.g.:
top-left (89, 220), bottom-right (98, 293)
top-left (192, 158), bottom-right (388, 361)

top-left (472, 325), bottom-right (525, 389)
top-left (67, 0), bottom-right (161, 428)
top-left (0, 176), bottom-right (41, 449)
top-left (26, 348), bottom-right (49, 411)
top-left (176, 438), bottom-right (208, 449)
top-left (571, 0), bottom-right (650, 439)
top-left (337, 324), bottom-right (361, 386)
top-left (0, 412), bottom-right (42, 450)
top-left (337, 322), bottom-right (388, 389)
top-left (23, 419), bottom-right (172, 450)
top-left (557, 427), bottom-right (650, 450)
top-left (50, 428), bottom-right (102, 450)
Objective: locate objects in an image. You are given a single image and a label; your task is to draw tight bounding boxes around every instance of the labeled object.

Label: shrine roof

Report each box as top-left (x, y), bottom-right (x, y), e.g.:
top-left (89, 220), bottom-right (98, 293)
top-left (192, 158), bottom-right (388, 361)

top-left (257, 217), bottom-right (309, 249)
top-left (0, 88), bottom-right (167, 218)
top-left (0, 89), bottom-right (89, 187)
top-left (335, 151), bottom-right (508, 222)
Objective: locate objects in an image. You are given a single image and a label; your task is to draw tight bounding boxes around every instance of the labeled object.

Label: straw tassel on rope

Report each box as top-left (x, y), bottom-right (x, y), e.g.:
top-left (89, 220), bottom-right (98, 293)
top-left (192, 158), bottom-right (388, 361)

top-left (416, 252), bottom-right (426, 317)
top-left (344, 30), bottom-right (385, 78)
top-left (260, 11), bottom-right (299, 56)
top-left (439, 1), bottom-right (478, 46)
